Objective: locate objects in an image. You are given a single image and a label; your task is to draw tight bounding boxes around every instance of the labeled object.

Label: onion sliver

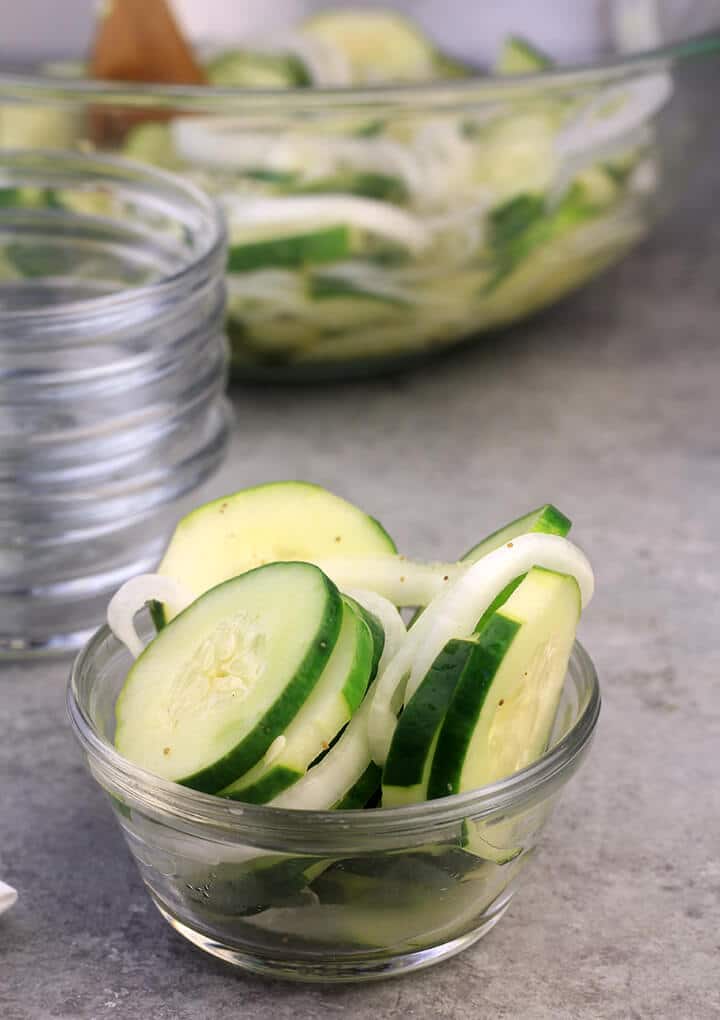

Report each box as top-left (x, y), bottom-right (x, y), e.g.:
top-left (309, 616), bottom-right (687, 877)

top-left (221, 194), bottom-right (430, 253)
top-left (556, 72), bottom-right (672, 161)
top-left (344, 588), bottom-right (407, 673)
top-left (107, 574), bottom-right (194, 658)
top-left (370, 534), bottom-right (594, 766)
top-left (316, 556), bottom-right (464, 607)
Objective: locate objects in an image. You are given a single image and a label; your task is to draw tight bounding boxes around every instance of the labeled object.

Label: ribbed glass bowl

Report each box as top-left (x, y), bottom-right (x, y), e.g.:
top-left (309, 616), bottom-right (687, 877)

top-left (2, 0), bottom-right (718, 381)
top-left (67, 615), bottom-right (600, 982)
top-left (0, 151), bottom-right (231, 656)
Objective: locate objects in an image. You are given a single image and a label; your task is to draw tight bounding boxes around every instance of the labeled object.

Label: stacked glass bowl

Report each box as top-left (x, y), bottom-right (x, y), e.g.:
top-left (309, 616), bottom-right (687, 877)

top-left (0, 150), bottom-right (230, 656)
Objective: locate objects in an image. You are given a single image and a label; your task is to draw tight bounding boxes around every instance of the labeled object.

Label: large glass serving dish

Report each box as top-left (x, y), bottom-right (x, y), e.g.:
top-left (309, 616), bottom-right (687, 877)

top-left (1, 0), bottom-right (719, 380)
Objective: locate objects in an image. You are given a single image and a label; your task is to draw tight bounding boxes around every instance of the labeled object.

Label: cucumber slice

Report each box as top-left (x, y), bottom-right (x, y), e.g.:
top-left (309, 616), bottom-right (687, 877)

top-left (0, 105), bottom-right (79, 149)
top-left (433, 54), bottom-right (474, 80)
top-left (496, 36), bottom-right (553, 75)
top-left (382, 638), bottom-right (475, 808)
top-left (114, 561), bottom-right (342, 793)
top-left (206, 50), bottom-right (310, 88)
top-left (368, 534), bottom-right (592, 767)
top-left (155, 482), bottom-right (396, 622)
top-left (486, 183), bottom-right (607, 290)
top-left (344, 596), bottom-right (385, 680)
top-left (463, 504), bottom-right (571, 563)
top-left (220, 598), bottom-right (375, 804)
top-left (227, 225), bottom-right (350, 273)
top-left (463, 503), bottom-right (571, 633)
top-left (271, 592), bottom-right (406, 811)
top-left (427, 567), bottom-right (580, 797)
top-left (333, 761), bottom-right (382, 809)
top-left (301, 11), bottom-right (436, 84)
top-left (123, 123), bottom-right (180, 170)
top-left (184, 854), bottom-right (328, 919)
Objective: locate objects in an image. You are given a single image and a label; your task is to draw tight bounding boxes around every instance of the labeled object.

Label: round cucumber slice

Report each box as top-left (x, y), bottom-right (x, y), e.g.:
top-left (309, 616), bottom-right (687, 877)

top-left (205, 50), bottom-right (310, 88)
top-left (220, 597), bottom-right (375, 804)
top-left (155, 481), bottom-right (396, 622)
top-left (114, 561), bottom-right (342, 793)
top-left (301, 11), bottom-right (436, 84)
top-left (270, 592), bottom-right (406, 811)
top-left (427, 567), bottom-right (581, 797)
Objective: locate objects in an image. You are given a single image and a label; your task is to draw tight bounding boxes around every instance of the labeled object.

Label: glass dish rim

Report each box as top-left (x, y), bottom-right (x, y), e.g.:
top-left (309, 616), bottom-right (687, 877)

top-left (0, 149), bottom-right (226, 330)
top-left (0, 27), bottom-right (718, 113)
top-left (67, 626), bottom-right (601, 838)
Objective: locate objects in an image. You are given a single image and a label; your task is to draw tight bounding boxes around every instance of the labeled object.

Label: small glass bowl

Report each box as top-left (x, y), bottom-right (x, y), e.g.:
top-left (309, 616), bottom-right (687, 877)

top-left (67, 615), bottom-right (600, 983)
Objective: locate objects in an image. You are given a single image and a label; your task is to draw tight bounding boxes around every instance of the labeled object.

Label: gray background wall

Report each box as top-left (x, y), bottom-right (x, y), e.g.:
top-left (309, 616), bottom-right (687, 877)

top-left (1, 0), bottom-right (717, 66)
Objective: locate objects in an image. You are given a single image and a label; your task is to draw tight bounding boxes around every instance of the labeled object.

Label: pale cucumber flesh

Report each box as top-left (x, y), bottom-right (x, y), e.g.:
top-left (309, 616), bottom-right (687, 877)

top-left (221, 597), bottom-right (375, 804)
top-left (428, 567), bottom-right (580, 797)
top-left (156, 481), bottom-right (396, 622)
top-left (115, 562), bottom-right (342, 793)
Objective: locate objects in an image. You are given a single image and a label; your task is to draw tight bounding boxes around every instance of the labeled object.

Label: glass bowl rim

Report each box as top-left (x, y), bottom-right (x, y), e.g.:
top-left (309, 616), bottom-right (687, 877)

top-left (0, 149), bottom-right (226, 330)
top-left (0, 27), bottom-right (719, 113)
top-left (67, 625), bottom-right (601, 840)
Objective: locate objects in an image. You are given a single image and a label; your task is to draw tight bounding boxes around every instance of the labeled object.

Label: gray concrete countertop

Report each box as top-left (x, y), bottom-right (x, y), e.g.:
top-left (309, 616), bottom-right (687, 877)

top-left (3, 95), bottom-right (720, 1020)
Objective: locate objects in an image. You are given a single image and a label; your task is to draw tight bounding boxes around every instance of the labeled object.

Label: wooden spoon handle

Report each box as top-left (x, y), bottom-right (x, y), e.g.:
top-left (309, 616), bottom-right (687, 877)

top-left (90, 0), bottom-right (207, 84)
top-left (87, 0), bottom-right (207, 146)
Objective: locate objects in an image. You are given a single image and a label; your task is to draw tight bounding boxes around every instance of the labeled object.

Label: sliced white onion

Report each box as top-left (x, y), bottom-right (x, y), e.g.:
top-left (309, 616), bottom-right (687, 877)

top-left (107, 573), bottom-right (195, 658)
top-left (271, 590), bottom-right (405, 811)
top-left (172, 121), bottom-right (325, 174)
top-left (549, 123), bottom-right (653, 206)
top-left (221, 193), bottom-right (430, 253)
top-left (556, 72), bottom-right (673, 161)
top-left (344, 588), bottom-right (407, 673)
top-left (172, 117), bottom-right (427, 196)
top-left (369, 534), bottom-right (594, 766)
top-left (406, 534), bottom-right (594, 708)
top-left (227, 269), bottom-right (303, 306)
top-left (171, 119), bottom-right (254, 167)
top-left (270, 690), bottom-right (374, 810)
top-left (315, 556), bottom-right (464, 607)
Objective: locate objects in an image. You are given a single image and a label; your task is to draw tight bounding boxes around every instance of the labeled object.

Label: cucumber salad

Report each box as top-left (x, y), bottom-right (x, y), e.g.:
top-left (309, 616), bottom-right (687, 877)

top-left (3, 8), bottom-right (672, 373)
top-left (107, 481), bottom-right (595, 814)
